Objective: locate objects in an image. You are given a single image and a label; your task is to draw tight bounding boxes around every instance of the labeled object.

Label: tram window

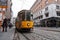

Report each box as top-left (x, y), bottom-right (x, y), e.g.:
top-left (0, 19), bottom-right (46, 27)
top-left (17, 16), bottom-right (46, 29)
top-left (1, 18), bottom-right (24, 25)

top-left (19, 14), bottom-right (22, 21)
top-left (22, 13), bottom-right (25, 21)
top-left (26, 12), bottom-right (31, 21)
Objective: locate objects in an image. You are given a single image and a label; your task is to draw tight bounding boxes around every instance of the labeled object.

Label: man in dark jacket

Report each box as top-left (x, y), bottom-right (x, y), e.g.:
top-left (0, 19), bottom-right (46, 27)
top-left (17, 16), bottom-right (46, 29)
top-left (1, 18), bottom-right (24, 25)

top-left (2, 18), bottom-right (8, 32)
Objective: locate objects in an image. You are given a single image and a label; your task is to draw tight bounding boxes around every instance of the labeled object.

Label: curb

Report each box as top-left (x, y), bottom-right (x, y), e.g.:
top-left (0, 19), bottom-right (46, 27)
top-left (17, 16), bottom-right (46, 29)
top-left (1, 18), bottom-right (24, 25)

top-left (43, 29), bottom-right (60, 32)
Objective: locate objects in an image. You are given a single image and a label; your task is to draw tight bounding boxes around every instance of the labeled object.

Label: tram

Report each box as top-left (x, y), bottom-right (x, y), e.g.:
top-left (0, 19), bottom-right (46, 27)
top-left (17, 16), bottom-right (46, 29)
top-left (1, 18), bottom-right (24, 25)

top-left (15, 10), bottom-right (34, 31)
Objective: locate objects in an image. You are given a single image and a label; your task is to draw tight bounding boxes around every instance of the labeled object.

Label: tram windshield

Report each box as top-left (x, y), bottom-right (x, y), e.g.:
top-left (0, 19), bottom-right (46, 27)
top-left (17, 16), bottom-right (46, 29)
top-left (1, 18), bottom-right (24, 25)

top-left (19, 11), bottom-right (31, 21)
top-left (26, 12), bottom-right (31, 21)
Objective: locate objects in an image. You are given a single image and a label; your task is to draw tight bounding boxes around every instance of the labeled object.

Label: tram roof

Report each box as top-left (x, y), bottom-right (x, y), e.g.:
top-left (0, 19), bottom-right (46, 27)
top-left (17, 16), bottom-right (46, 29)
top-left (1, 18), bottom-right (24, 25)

top-left (18, 10), bottom-right (30, 16)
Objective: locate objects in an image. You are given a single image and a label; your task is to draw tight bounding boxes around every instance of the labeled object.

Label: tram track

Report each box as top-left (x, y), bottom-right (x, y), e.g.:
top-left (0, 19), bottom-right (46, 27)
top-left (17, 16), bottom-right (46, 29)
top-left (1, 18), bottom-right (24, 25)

top-left (20, 32), bottom-right (57, 40)
top-left (20, 33), bottom-right (31, 40)
top-left (13, 29), bottom-right (32, 40)
top-left (13, 29), bottom-right (60, 40)
top-left (34, 28), bottom-right (60, 40)
top-left (13, 31), bottom-right (57, 40)
top-left (13, 30), bottom-right (20, 40)
top-left (32, 32), bottom-right (57, 40)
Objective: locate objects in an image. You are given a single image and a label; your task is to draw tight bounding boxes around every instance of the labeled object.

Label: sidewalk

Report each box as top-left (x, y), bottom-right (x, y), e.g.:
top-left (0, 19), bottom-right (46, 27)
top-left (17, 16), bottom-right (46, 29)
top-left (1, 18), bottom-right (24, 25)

top-left (39, 27), bottom-right (60, 32)
top-left (0, 27), bottom-right (15, 40)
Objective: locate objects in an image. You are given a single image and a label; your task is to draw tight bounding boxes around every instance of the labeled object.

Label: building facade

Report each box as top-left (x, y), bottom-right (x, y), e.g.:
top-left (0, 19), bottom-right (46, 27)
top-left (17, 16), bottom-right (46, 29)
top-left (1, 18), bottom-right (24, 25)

top-left (30, 0), bottom-right (60, 27)
top-left (0, 0), bottom-right (12, 27)
top-left (7, 0), bottom-right (12, 20)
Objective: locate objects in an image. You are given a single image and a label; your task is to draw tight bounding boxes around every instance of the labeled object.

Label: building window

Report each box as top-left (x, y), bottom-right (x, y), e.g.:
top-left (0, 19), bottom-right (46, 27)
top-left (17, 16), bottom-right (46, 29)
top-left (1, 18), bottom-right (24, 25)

top-left (57, 11), bottom-right (60, 16)
top-left (45, 0), bottom-right (48, 5)
top-left (39, 12), bottom-right (40, 14)
top-left (55, 0), bottom-right (58, 2)
top-left (45, 7), bottom-right (48, 11)
top-left (10, 7), bottom-right (12, 12)
top-left (39, 17), bottom-right (40, 19)
top-left (40, 15), bottom-right (43, 19)
top-left (0, 11), bottom-right (1, 13)
top-left (41, 5), bottom-right (42, 9)
top-left (41, 0), bottom-right (42, 1)
top-left (56, 5), bottom-right (60, 9)
top-left (0, 8), bottom-right (2, 11)
top-left (0, 0), bottom-right (7, 6)
top-left (41, 11), bottom-right (42, 13)
top-left (45, 13), bottom-right (49, 17)
top-left (10, 0), bottom-right (11, 1)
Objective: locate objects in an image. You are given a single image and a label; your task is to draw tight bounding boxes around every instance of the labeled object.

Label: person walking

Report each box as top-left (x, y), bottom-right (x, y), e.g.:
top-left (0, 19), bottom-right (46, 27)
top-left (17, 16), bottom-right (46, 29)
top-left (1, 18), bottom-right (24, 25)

top-left (2, 18), bottom-right (8, 32)
top-left (8, 22), bottom-right (13, 29)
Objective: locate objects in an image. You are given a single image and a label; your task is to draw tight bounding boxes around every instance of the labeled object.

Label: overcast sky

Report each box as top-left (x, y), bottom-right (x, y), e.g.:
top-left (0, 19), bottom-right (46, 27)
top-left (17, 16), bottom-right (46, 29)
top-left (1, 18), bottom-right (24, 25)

top-left (12, 0), bottom-right (36, 17)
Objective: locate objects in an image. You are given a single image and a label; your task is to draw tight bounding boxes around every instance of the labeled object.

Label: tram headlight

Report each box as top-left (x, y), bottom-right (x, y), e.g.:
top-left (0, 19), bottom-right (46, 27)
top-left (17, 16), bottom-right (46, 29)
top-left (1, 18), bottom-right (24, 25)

top-left (27, 23), bottom-right (30, 26)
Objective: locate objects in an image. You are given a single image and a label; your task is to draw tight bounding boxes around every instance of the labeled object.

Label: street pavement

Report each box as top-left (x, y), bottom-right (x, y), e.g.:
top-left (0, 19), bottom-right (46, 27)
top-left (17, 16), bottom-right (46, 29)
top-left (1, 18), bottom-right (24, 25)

top-left (13, 27), bottom-right (60, 40)
top-left (0, 27), bottom-right (15, 40)
top-left (34, 27), bottom-right (60, 40)
top-left (0, 26), bottom-right (60, 40)
top-left (37, 27), bottom-right (60, 32)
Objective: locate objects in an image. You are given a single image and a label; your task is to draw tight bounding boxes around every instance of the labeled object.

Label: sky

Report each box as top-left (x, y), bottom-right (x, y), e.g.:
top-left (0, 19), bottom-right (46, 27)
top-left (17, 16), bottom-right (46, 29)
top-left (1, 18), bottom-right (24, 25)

top-left (12, 0), bottom-right (36, 17)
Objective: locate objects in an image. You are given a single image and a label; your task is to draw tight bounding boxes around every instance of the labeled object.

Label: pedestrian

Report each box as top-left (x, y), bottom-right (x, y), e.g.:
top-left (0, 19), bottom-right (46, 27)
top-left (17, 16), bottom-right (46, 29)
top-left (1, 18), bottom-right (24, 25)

top-left (2, 18), bottom-right (8, 32)
top-left (8, 22), bottom-right (13, 29)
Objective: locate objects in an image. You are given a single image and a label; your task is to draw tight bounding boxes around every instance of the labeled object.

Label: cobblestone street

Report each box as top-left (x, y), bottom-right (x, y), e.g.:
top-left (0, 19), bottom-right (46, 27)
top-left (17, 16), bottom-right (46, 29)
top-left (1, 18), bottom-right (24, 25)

top-left (0, 27), bottom-right (60, 40)
top-left (13, 27), bottom-right (60, 40)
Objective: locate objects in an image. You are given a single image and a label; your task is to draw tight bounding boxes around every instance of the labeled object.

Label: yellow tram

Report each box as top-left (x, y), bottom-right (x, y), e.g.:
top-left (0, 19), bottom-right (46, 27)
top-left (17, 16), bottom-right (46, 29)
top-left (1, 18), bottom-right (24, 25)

top-left (15, 10), bottom-right (34, 31)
